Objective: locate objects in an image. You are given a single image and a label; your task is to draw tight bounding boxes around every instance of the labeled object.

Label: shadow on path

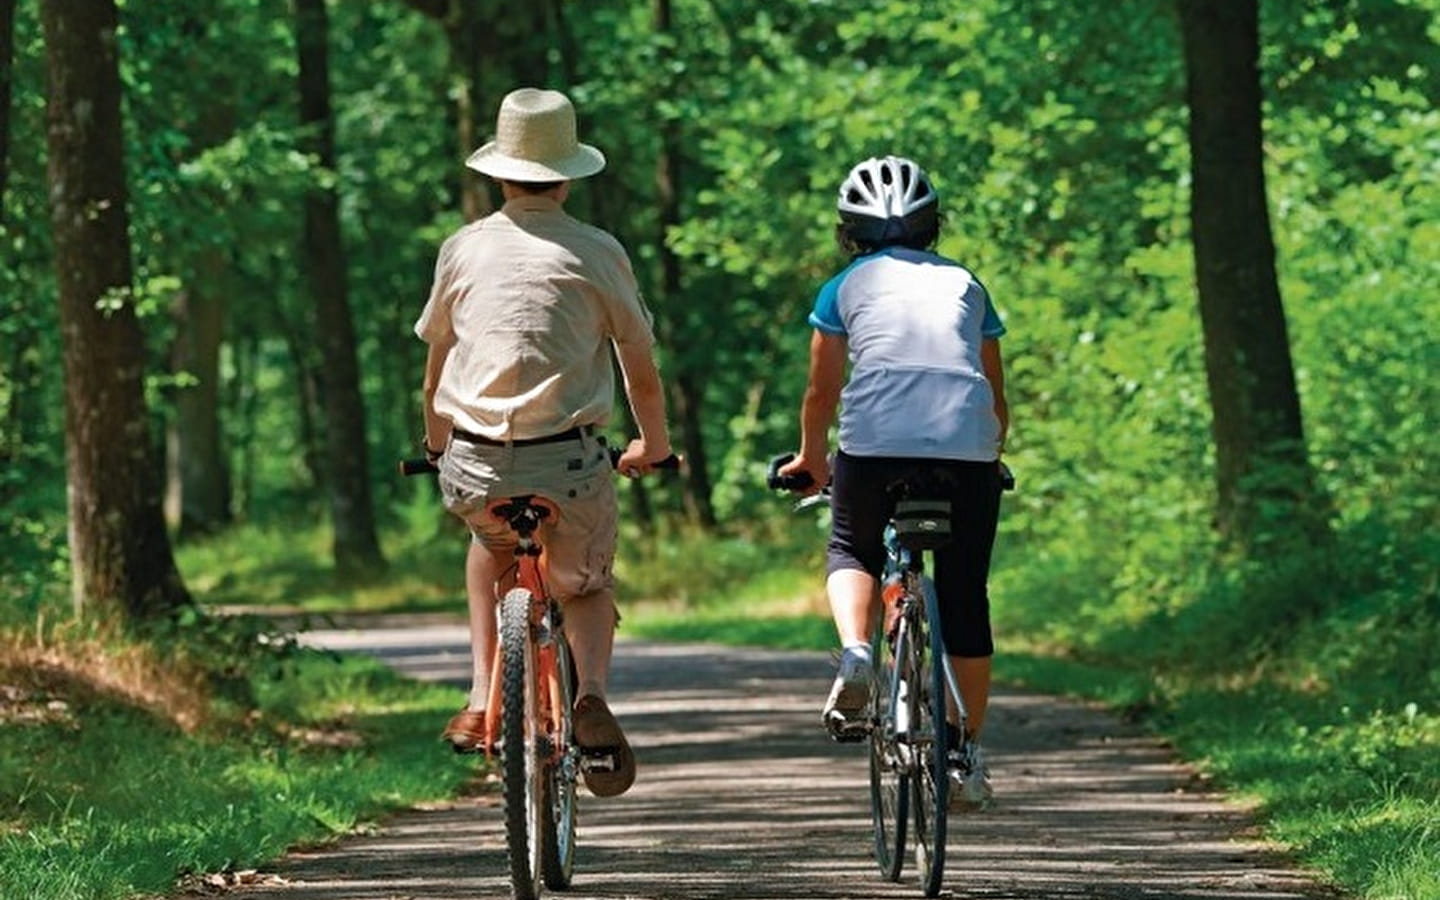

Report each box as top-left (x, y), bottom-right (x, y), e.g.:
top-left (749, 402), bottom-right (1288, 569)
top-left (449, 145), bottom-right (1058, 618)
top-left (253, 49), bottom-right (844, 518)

top-left (189, 624), bottom-right (1340, 900)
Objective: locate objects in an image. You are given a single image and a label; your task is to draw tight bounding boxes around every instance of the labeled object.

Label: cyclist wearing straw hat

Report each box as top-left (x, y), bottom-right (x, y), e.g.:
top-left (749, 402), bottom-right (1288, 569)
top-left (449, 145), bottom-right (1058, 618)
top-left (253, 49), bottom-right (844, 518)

top-left (414, 87), bottom-right (673, 797)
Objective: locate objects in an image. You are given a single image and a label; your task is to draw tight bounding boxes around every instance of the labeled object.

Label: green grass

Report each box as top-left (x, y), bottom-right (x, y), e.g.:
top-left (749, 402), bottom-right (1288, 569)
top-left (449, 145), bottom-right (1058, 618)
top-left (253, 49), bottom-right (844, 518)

top-left (0, 632), bottom-right (472, 900)
top-left (985, 519), bottom-right (1440, 900)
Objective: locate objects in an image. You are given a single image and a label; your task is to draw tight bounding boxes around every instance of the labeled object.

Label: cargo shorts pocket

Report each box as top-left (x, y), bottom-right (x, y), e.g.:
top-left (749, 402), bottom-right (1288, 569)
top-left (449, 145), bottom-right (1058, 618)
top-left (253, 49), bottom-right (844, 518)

top-left (547, 474), bottom-right (618, 600)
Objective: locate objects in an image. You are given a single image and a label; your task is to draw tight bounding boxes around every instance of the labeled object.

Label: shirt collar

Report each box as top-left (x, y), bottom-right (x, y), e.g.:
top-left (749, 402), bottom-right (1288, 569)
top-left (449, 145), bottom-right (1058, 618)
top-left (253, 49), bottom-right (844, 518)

top-left (502, 194), bottom-right (564, 215)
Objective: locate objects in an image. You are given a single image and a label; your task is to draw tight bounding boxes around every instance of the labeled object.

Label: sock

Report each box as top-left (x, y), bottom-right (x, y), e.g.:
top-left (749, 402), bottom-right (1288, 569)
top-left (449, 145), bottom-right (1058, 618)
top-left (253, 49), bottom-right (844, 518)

top-left (467, 688), bottom-right (489, 711)
top-left (842, 642), bottom-right (872, 664)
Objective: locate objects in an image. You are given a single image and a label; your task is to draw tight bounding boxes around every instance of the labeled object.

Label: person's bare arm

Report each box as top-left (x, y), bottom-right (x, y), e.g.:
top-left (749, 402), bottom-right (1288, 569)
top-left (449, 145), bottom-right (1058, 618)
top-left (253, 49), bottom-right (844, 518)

top-left (613, 340), bottom-right (673, 472)
top-left (422, 340), bottom-right (453, 455)
top-left (981, 337), bottom-right (1008, 456)
top-left (780, 330), bottom-right (846, 491)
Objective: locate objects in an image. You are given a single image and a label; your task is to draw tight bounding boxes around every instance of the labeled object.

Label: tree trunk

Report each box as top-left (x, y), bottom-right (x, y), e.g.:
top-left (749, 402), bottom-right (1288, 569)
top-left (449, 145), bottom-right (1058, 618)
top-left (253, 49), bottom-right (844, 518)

top-left (1177, 0), bottom-right (1323, 549)
top-left (295, 0), bottom-right (386, 575)
top-left (0, 0), bottom-right (12, 217)
top-left (41, 0), bottom-right (190, 621)
top-left (653, 0), bottom-right (716, 529)
top-left (163, 14), bottom-right (240, 539)
top-left (441, 1), bottom-right (492, 222)
top-left (165, 256), bottom-right (232, 537)
top-left (1, 0), bottom-right (21, 483)
top-left (402, 0), bottom-right (494, 220)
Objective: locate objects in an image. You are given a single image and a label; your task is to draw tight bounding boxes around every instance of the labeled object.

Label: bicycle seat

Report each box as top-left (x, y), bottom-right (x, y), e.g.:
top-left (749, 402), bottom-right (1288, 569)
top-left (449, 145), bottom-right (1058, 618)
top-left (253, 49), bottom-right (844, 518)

top-left (487, 495), bottom-right (561, 539)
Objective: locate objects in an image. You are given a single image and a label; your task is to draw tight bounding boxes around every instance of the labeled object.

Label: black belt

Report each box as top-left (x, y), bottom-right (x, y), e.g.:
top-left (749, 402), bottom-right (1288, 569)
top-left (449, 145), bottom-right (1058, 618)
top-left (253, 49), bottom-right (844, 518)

top-left (451, 425), bottom-right (594, 448)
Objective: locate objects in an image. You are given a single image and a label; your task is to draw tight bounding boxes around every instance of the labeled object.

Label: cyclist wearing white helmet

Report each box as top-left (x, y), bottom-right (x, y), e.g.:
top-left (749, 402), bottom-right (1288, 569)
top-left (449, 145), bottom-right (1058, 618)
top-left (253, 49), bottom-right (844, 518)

top-left (779, 155), bottom-right (1009, 811)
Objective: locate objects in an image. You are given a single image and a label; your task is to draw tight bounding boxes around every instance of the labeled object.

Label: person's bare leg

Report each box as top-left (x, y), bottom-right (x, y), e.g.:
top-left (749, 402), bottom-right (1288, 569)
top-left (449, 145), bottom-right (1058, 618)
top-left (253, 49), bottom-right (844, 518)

top-left (463, 540), bottom-right (502, 709)
top-left (566, 586), bottom-right (636, 796)
top-left (564, 587), bottom-right (617, 701)
top-left (827, 568), bottom-right (878, 646)
top-left (823, 569), bottom-right (880, 730)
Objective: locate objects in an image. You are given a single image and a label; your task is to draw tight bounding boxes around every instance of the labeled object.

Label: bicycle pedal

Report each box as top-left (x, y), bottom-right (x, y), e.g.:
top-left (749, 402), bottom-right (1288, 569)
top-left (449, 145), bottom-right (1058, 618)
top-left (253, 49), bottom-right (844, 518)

top-left (823, 713), bottom-right (870, 743)
top-left (579, 747), bottom-right (621, 773)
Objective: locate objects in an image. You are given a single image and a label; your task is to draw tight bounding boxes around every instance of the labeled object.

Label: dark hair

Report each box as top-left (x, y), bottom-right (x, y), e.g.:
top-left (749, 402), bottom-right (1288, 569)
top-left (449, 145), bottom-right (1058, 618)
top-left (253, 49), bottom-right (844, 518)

top-left (835, 206), bottom-right (941, 257)
top-left (502, 179), bottom-right (565, 194)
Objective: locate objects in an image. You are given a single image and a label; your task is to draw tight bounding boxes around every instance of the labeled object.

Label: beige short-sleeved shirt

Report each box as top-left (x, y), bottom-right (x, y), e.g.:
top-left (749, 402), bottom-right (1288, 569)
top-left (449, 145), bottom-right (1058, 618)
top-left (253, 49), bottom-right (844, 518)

top-left (414, 195), bottom-right (655, 440)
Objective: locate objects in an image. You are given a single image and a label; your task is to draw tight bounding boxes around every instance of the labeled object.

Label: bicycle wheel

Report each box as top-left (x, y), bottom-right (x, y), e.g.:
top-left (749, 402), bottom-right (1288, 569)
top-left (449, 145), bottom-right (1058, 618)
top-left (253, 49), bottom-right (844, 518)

top-left (540, 629), bottom-right (577, 889)
top-left (499, 587), bottom-right (544, 900)
top-left (910, 575), bottom-right (949, 898)
top-left (869, 623), bottom-right (910, 881)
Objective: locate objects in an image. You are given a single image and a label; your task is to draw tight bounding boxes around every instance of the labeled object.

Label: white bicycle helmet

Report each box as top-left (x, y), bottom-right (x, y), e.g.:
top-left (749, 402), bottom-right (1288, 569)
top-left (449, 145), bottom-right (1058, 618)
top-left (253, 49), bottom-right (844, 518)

top-left (837, 156), bottom-right (936, 220)
top-left (835, 156), bottom-right (939, 252)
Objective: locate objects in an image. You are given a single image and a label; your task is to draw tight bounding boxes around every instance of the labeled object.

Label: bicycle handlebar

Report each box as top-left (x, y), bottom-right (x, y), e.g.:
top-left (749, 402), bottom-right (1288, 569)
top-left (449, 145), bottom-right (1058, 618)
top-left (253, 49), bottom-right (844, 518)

top-left (766, 452), bottom-right (1017, 493)
top-left (398, 457), bottom-right (439, 477)
top-left (766, 453), bottom-right (815, 491)
top-left (398, 446), bottom-right (681, 478)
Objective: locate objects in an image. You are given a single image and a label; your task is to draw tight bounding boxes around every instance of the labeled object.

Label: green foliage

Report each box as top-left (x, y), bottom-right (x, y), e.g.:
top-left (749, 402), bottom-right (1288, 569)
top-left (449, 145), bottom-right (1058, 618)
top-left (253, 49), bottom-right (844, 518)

top-left (5, 0), bottom-right (1436, 896)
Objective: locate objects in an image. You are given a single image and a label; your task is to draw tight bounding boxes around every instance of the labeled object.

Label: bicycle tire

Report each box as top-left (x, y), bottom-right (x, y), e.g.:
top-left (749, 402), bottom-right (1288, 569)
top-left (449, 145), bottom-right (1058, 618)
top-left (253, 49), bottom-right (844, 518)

top-left (540, 630), bottom-right (577, 889)
top-left (499, 587), bottom-right (544, 900)
top-left (868, 623), bottom-right (910, 881)
top-left (911, 575), bottom-right (949, 898)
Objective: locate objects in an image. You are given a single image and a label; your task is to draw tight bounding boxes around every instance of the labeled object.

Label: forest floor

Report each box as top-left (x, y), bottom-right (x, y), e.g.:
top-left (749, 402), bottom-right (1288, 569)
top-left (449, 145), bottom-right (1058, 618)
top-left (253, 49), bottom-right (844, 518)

top-left (175, 617), bottom-right (1347, 900)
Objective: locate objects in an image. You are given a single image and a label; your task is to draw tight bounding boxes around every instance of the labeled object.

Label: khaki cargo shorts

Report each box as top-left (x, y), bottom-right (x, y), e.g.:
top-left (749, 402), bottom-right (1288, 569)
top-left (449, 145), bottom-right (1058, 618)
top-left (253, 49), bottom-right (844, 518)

top-left (437, 428), bottom-right (617, 601)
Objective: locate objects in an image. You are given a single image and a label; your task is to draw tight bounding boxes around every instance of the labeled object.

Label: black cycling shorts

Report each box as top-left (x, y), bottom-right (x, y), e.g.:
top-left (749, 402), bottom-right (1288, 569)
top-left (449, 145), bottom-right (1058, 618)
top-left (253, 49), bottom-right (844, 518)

top-left (825, 450), bottom-right (1003, 658)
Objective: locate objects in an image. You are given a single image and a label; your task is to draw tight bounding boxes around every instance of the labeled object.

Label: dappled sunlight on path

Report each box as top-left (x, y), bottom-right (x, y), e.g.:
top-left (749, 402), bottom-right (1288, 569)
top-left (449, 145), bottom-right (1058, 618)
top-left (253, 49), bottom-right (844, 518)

top-left (187, 623), bottom-right (1341, 900)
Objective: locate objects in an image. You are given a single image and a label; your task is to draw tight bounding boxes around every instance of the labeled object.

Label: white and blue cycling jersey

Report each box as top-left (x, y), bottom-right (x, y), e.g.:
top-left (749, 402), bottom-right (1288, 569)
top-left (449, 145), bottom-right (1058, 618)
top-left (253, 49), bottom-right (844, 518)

top-left (809, 246), bottom-right (1005, 461)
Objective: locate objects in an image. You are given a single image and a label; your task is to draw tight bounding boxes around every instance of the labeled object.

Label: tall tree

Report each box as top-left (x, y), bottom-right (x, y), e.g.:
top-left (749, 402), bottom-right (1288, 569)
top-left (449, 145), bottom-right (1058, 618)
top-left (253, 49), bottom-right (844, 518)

top-left (158, 12), bottom-right (242, 537)
top-left (40, 0), bottom-right (190, 620)
top-left (401, 0), bottom-right (491, 221)
top-left (166, 262), bottom-right (232, 537)
top-left (295, 0), bottom-right (386, 574)
top-left (653, 0), bottom-right (715, 528)
top-left (0, 0), bottom-right (12, 218)
top-left (1177, 0), bottom-right (1323, 548)
top-left (400, 0), bottom-right (550, 221)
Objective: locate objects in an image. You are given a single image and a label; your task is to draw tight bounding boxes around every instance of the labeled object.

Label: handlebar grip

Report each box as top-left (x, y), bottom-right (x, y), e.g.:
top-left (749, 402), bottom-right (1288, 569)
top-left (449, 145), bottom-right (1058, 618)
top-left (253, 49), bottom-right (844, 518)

top-left (607, 448), bottom-right (682, 471)
top-left (766, 452), bottom-right (815, 491)
top-left (999, 461), bottom-right (1016, 492)
top-left (399, 457), bottom-right (438, 477)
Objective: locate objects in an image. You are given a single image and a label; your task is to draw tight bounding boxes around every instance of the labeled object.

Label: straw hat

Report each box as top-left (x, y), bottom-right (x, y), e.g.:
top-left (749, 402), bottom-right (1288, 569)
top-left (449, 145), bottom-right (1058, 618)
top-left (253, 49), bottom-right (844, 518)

top-left (466, 88), bottom-right (606, 182)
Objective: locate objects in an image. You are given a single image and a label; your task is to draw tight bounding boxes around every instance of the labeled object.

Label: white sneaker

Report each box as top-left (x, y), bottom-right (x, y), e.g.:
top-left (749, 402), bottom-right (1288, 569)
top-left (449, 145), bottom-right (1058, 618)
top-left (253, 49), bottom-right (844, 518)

top-left (948, 741), bottom-right (993, 812)
top-left (821, 648), bottom-right (873, 739)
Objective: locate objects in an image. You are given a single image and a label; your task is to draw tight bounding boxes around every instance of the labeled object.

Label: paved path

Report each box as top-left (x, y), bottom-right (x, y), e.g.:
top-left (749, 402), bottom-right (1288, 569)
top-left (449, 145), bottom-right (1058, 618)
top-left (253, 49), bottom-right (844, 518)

top-left (193, 620), bottom-right (1341, 900)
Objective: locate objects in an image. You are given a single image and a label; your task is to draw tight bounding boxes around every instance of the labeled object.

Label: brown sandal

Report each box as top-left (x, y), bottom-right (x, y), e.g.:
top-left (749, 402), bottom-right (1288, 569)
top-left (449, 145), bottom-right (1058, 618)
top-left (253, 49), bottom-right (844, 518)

top-left (573, 694), bottom-right (635, 797)
top-left (441, 708), bottom-right (488, 754)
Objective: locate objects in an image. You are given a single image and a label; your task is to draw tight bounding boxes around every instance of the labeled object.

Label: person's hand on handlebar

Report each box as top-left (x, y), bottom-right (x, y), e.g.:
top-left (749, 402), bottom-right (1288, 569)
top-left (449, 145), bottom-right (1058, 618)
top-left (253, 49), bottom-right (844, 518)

top-left (776, 451), bottom-right (829, 496)
top-left (615, 438), bottom-right (675, 478)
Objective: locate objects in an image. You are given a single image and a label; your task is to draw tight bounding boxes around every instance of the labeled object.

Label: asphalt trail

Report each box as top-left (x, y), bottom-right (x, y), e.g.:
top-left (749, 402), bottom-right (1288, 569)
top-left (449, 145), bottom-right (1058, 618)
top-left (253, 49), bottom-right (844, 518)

top-left (183, 620), bottom-right (1340, 900)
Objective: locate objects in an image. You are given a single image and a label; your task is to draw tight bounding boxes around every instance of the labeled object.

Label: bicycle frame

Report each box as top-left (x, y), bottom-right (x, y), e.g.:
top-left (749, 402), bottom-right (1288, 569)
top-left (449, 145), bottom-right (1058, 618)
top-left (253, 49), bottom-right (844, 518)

top-left (875, 521), bottom-right (957, 897)
top-left (887, 537), bottom-right (968, 740)
top-left (481, 495), bottom-right (567, 762)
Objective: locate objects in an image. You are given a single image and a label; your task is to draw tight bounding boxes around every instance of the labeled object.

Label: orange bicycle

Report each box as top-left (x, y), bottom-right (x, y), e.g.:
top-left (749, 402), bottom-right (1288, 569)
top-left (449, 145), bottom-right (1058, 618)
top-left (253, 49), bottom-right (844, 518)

top-left (402, 446), bottom-right (676, 900)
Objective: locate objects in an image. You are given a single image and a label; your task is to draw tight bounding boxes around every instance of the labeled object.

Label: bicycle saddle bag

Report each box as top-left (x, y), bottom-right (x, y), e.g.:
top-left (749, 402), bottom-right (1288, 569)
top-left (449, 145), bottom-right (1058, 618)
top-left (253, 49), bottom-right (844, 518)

top-left (892, 498), bottom-right (952, 551)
